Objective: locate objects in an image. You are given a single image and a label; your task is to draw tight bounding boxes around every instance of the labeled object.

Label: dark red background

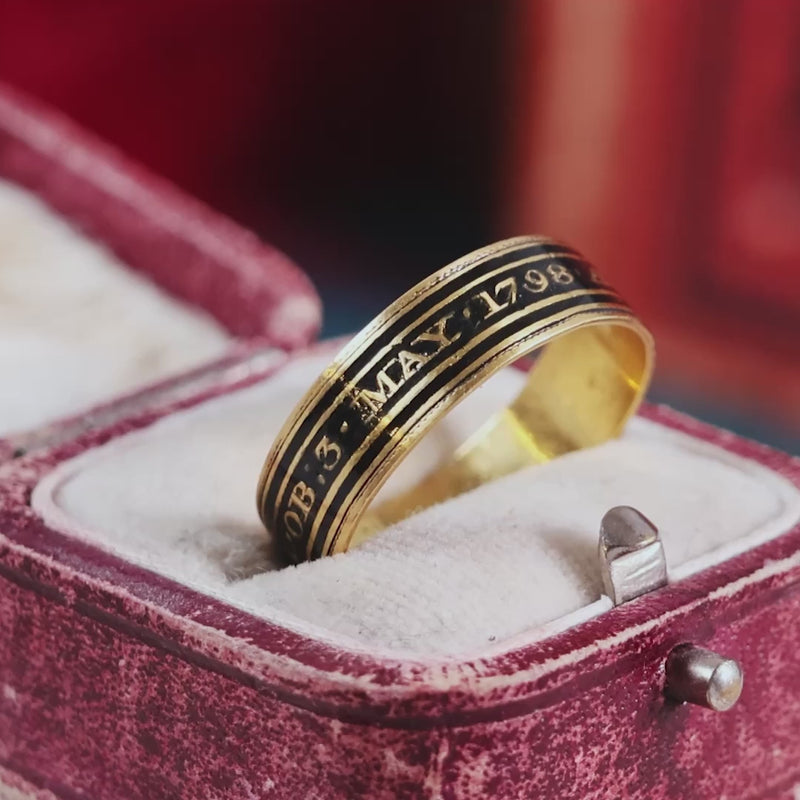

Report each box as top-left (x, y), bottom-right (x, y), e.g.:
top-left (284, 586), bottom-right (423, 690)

top-left (0, 0), bottom-right (798, 451)
top-left (0, 2), bottom-right (505, 295)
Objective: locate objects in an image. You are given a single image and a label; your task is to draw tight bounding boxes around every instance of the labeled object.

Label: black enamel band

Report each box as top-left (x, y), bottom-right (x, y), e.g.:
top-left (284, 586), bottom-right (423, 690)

top-left (257, 236), bottom-right (653, 563)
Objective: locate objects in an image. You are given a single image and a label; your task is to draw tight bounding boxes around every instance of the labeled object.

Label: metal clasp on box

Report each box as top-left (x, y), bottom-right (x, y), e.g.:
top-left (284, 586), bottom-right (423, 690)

top-left (598, 505), bottom-right (667, 606)
top-left (598, 506), bottom-right (744, 712)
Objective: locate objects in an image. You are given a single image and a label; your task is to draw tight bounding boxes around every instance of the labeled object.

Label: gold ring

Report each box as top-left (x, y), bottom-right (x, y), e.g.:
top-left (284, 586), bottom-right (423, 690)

top-left (257, 236), bottom-right (654, 563)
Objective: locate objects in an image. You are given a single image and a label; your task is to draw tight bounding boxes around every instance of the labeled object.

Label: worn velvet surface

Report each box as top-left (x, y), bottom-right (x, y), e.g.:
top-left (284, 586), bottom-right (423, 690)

top-left (2, 382), bottom-right (800, 799)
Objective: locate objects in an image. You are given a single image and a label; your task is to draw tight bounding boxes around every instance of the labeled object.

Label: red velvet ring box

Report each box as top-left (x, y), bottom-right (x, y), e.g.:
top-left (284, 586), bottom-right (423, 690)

top-left (2, 87), bottom-right (800, 800)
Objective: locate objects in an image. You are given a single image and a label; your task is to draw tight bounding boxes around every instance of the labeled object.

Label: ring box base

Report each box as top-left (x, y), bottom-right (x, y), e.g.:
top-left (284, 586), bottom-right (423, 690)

top-left (2, 344), bottom-right (800, 799)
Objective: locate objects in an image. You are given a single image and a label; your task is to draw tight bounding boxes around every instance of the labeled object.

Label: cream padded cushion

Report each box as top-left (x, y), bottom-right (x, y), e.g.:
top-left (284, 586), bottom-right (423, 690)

top-left (32, 348), bottom-right (800, 659)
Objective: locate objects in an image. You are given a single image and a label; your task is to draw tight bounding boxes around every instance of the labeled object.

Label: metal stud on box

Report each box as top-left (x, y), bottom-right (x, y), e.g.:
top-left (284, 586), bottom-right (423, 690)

top-left (665, 644), bottom-right (744, 712)
top-left (597, 505), bottom-right (744, 713)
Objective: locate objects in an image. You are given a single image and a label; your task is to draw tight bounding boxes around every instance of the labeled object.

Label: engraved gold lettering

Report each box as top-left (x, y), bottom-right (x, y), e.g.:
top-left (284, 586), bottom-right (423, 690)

top-left (350, 310), bottom-right (464, 421)
top-left (287, 481), bottom-right (315, 517)
top-left (352, 364), bottom-right (402, 416)
top-left (547, 263), bottom-right (574, 284)
top-left (397, 349), bottom-right (429, 379)
top-left (315, 436), bottom-right (342, 470)
top-left (283, 510), bottom-right (305, 540)
top-left (475, 276), bottom-right (517, 318)
top-left (411, 312), bottom-right (461, 351)
top-left (497, 276), bottom-right (518, 303)
top-left (524, 268), bottom-right (549, 293)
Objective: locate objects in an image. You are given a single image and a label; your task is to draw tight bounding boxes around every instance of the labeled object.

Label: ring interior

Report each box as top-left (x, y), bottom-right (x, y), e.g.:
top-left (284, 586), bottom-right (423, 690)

top-left (363, 322), bottom-right (651, 542)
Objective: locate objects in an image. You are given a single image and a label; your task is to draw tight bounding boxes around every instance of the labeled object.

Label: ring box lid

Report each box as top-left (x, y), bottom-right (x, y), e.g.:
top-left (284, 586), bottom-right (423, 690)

top-left (0, 82), bottom-right (321, 457)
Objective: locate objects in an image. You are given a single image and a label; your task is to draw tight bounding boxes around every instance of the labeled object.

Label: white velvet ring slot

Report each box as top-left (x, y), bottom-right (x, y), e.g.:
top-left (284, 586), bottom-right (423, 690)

top-left (32, 349), bottom-right (800, 660)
